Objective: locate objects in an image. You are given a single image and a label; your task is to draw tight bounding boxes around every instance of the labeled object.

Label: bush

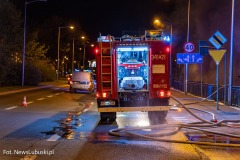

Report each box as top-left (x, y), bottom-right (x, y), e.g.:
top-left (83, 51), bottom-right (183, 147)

top-left (33, 60), bottom-right (56, 82)
top-left (24, 63), bottom-right (42, 86)
top-left (4, 63), bottom-right (22, 86)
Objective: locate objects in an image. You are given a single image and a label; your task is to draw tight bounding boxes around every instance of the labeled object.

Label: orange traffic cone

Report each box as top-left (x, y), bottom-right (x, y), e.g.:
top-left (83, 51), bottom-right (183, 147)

top-left (21, 96), bottom-right (27, 106)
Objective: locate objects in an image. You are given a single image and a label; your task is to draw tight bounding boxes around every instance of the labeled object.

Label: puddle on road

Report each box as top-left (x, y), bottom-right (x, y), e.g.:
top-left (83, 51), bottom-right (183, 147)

top-left (62, 130), bottom-right (124, 142)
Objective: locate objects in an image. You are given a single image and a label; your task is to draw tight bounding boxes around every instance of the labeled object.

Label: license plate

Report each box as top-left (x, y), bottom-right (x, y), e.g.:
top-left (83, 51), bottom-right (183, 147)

top-left (100, 101), bottom-right (115, 106)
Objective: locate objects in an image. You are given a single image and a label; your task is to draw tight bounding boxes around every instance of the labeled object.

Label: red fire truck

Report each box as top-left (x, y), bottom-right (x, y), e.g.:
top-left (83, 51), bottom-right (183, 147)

top-left (95, 29), bottom-right (171, 124)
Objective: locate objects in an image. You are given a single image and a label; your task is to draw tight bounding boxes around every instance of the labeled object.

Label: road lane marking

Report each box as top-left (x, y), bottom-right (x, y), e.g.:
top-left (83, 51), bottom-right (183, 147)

top-left (172, 116), bottom-right (190, 123)
top-left (47, 134), bottom-right (61, 141)
top-left (47, 95), bottom-right (54, 98)
top-left (5, 106), bottom-right (18, 110)
top-left (27, 101), bottom-right (34, 104)
top-left (37, 98), bottom-right (45, 100)
top-left (54, 93), bottom-right (60, 95)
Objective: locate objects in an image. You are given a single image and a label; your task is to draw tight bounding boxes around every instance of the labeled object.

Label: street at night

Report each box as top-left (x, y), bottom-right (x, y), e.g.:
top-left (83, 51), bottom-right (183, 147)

top-left (1, 0), bottom-right (240, 159)
top-left (0, 83), bottom-right (240, 160)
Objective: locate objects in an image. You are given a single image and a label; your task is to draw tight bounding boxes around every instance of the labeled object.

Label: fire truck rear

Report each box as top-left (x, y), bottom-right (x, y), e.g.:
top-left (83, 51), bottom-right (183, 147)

top-left (96, 29), bottom-right (171, 124)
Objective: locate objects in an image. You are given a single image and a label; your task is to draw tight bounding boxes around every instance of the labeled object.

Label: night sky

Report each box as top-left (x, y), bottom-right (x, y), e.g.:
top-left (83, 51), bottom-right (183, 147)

top-left (13, 0), bottom-right (176, 39)
top-left (11, 0), bottom-right (240, 85)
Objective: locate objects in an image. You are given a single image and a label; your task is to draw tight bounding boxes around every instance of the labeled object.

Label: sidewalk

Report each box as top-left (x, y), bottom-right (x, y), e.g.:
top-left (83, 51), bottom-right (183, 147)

top-left (0, 80), bottom-right (67, 96)
top-left (171, 88), bottom-right (240, 121)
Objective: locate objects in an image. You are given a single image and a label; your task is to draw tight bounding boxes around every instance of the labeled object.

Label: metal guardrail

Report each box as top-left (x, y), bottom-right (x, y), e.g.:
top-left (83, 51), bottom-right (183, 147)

top-left (172, 81), bottom-right (240, 107)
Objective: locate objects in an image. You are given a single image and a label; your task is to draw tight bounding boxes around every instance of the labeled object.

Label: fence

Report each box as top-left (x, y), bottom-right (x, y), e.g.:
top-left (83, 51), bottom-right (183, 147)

top-left (172, 81), bottom-right (240, 107)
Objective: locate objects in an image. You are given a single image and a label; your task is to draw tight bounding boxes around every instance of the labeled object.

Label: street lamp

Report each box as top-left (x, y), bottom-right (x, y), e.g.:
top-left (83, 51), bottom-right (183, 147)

top-left (228, 0), bottom-right (235, 105)
top-left (57, 26), bottom-right (74, 82)
top-left (22, 0), bottom-right (47, 86)
top-left (81, 36), bottom-right (86, 69)
top-left (72, 38), bottom-right (75, 72)
top-left (185, 0), bottom-right (191, 95)
top-left (154, 19), bottom-right (173, 86)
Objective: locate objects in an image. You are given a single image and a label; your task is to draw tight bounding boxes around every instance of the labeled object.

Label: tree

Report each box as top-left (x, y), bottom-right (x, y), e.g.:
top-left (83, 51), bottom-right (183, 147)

top-left (0, 0), bottom-right (22, 85)
top-left (26, 31), bottom-right (56, 83)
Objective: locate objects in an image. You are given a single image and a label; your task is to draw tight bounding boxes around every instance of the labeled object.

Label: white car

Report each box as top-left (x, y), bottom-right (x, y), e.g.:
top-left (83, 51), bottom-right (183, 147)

top-left (70, 71), bottom-right (94, 93)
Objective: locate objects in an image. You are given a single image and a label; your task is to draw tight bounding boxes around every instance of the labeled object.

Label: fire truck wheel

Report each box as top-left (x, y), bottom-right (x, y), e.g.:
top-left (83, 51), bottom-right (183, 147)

top-left (100, 112), bottom-right (116, 122)
top-left (148, 111), bottom-right (168, 125)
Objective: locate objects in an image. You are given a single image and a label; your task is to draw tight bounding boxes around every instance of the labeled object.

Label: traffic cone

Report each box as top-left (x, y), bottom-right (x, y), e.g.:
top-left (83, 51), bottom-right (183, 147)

top-left (21, 96), bottom-right (27, 106)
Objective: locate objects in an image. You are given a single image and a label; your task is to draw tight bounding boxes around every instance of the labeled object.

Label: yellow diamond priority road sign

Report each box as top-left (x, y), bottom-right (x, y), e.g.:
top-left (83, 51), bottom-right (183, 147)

top-left (209, 49), bottom-right (226, 64)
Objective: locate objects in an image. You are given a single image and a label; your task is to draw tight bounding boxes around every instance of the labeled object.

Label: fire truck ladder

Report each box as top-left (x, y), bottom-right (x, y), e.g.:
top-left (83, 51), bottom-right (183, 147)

top-left (100, 37), bottom-right (113, 94)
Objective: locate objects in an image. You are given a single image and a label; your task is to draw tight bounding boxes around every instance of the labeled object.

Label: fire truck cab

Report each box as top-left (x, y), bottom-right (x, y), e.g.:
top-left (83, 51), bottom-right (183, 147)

top-left (96, 29), bottom-right (171, 124)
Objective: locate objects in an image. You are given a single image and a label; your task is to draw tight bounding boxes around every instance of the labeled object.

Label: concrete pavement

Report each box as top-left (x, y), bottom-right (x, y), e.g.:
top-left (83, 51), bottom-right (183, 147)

top-left (170, 88), bottom-right (240, 122)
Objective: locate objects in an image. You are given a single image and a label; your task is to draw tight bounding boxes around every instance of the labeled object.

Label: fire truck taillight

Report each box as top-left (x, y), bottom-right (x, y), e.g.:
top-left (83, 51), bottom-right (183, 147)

top-left (102, 92), bottom-right (107, 98)
top-left (159, 91), bottom-right (165, 97)
top-left (166, 47), bottom-right (170, 53)
top-left (96, 92), bottom-right (109, 98)
top-left (157, 91), bottom-right (171, 98)
top-left (167, 91), bottom-right (171, 97)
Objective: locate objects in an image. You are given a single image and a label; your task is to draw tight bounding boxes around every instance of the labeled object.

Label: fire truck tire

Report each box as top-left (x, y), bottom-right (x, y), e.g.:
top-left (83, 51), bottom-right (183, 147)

top-left (148, 111), bottom-right (168, 125)
top-left (100, 112), bottom-right (116, 122)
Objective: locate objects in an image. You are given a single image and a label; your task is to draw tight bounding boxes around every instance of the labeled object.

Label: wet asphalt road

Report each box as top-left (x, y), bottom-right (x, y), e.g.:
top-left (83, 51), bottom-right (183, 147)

top-left (0, 84), bottom-right (240, 160)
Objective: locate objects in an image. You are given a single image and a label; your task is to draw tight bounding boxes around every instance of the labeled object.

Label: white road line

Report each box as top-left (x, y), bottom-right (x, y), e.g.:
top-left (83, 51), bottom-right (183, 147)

top-left (172, 117), bottom-right (186, 119)
top-left (172, 116), bottom-right (191, 123)
top-left (4, 106), bottom-right (18, 110)
top-left (47, 134), bottom-right (61, 141)
top-left (47, 95), bottom-right (54, 98)
top-left (27, 101), bottom-right (34, 104)
top-left (37, 98), bottom-right (45, 101)
top-left (54, 93), bottom-right (60, 95)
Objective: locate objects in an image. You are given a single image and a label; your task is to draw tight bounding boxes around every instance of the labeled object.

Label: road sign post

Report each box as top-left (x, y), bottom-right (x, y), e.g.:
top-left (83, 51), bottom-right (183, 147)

top-left (209, 49), bottom-right (226, 110)
top-left (183, 42), bottom-right (195, 95)
top-left (208, 30), bottom-right (227, 110)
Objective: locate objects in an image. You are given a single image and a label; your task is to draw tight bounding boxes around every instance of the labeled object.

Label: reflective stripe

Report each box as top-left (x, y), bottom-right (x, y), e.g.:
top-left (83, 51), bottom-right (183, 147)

top-left (98, 106), bottom-right (169, 112)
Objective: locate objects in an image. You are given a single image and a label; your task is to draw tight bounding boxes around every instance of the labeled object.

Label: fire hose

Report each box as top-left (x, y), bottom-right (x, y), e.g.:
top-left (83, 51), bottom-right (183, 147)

top-left (109, 94), bottom-right (240, 147)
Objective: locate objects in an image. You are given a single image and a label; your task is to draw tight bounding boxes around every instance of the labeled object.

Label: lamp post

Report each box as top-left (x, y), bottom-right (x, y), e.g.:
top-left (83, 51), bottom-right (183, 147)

top-left (57, 26), bottom-right (74, 82)
top-left (22, 0), bottom-right (47, 86)
top-left (72, 38), bottom-right (75, 72)
top-left (185, 0), bottom-right (191, 94)
top-left (228, 0), bottom-right (235, 105)
top-left (81, 36), bottom-right (86, 69)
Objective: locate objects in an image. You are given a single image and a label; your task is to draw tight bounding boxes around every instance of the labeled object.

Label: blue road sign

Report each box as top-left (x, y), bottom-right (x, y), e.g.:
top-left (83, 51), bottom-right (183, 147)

top-left (209, 30), bottom-right (227, 49)
top-left (177, 53), bottom-right (203, 64)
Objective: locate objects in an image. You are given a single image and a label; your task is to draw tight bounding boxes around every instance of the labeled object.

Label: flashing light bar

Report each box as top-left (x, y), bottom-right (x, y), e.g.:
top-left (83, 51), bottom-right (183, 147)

top-left (164, 36), bottom-right (170, 42)
top-left (116, 47), bottom-right (148, 52)
top-left (97, 36), bottom-right (112, 42)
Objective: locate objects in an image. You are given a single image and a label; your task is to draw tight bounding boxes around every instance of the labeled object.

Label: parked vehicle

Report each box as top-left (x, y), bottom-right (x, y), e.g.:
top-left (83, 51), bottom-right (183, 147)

top-left (69, 71), bottom-right (94, 93)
